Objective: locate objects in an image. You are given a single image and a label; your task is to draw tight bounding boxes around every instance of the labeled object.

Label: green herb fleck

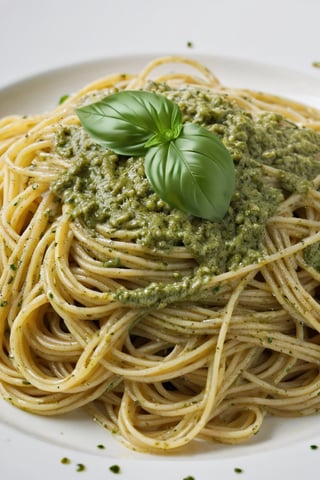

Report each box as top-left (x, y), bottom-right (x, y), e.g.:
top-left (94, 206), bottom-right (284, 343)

top-left (60, 457), bottom-right (71, 464)
top-left (76, 463), bottom-right (86, 472)
top-left (102, 257), bottom-right (121, 268)
top-left (59, 94), bottom-right (70, 105)
top-left (186, 41), bottom-right (194, 48)
top-left (109, 464), bottom-right (121, 474)
top-left (96, 444), bottom-right (105, 449)
top-left (0, 301), bottom-right (8, 307)
top-left (9, 263), bottom-right (17, 271)
top-left (310, 444), bottom-right (318, 450)
top-left (234, 467), bottom-right (243, 474)
top-left (183, 476), bottom-right (195, 480)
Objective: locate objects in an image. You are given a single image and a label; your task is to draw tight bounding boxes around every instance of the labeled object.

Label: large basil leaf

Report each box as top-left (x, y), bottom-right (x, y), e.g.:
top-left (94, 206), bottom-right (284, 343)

top-left (144, 123), bottom-right (235, 221)
top-left (76, 90), bottom-right (183, 156)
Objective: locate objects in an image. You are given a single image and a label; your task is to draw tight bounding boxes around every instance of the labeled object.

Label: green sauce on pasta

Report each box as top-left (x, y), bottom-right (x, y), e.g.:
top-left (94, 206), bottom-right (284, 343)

top-left (51, 85), bottom-right (320, 306)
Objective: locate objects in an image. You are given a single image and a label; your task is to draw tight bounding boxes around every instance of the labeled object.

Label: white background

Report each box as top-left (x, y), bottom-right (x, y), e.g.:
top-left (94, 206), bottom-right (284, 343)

top-left (1, 0), bottom-right (320, 87)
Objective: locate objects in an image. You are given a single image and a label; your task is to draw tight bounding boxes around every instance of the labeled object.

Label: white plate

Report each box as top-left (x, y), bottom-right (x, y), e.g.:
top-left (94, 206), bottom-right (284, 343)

top-left (1, 54), bottom-right (320, 480)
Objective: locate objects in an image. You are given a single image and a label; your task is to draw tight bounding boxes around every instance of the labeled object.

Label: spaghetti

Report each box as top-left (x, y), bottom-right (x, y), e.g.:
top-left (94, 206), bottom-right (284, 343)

top-left (1, 56), bottom-right (320, 452)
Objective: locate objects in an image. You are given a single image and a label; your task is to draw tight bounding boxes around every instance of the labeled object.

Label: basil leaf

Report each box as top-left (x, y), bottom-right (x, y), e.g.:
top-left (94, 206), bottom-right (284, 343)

top-left (75, 89), bottom-right (235, 220)
top-left (144, 123), bottom-right (235, 221)
top-left (76, 91), bottom-right (183, 156)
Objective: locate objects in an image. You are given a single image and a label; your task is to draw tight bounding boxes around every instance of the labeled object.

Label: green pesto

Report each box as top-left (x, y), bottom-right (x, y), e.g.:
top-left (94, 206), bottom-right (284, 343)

top-left (304, 242), bottom-right (320, 271)
top-left (51, 85), bottom-right (320, 307)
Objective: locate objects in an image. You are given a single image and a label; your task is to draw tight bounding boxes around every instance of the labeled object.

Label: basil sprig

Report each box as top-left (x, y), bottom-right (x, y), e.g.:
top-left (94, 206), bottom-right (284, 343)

top-left (76, 90), bottom-right (235, 220)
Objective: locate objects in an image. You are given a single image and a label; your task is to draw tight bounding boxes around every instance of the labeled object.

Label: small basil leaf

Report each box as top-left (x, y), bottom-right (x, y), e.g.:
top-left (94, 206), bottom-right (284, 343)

top-left (144, 123), bottom-right (235, 221)
top-left (144, 123), bottom-right (183, 148)
top-left (76, 91), bottom-right (183, 157)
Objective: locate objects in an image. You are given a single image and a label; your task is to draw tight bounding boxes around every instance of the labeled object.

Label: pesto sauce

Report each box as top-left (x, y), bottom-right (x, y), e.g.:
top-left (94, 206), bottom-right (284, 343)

top-left (304, 243), bottom-right (320, 271)
top-left (51, 85), bottom-right (320, 306)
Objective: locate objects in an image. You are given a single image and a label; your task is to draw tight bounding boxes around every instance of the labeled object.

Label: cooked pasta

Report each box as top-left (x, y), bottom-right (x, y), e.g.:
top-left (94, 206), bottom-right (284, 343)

top-left (2, 55), bottom-right (320, 453)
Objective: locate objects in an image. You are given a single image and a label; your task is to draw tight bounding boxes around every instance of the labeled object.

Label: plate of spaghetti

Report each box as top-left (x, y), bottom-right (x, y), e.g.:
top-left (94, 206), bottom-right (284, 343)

top-left (1, 54), bottom-right (320, 479)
